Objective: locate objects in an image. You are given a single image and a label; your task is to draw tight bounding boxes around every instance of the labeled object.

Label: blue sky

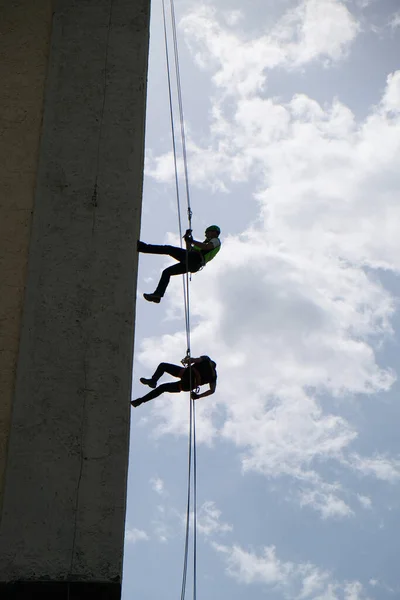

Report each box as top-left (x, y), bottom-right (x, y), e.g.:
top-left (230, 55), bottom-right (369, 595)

top-left (122, 1), bottom-right (400, 598)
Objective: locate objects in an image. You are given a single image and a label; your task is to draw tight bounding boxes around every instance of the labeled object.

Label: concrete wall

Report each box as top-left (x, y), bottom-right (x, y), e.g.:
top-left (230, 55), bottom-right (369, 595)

top-left (0, 0), bottom-right (150, 594)
top-left (0, 0), bottom-right (53, 514)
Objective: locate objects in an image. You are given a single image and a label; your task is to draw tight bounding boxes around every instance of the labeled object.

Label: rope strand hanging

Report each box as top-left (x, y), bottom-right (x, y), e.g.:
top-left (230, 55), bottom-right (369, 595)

top-left (161, 0), bottom-right (197, 599)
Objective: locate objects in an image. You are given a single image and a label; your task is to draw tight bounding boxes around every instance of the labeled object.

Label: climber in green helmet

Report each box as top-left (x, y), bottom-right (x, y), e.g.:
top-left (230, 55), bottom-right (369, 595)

top-left (137, 225), bottom-right (221, 303)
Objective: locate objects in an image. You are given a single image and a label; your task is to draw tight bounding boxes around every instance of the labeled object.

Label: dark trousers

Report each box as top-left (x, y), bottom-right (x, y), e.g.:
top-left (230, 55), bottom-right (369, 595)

top-left (140, 243), bottom-right (202, 297)
top-left (139, 362), bottom-right (192, 404)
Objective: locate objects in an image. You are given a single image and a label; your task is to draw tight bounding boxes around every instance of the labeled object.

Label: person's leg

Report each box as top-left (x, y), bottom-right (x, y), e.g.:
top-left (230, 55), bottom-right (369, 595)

top-left (153, 262), bottom-right (188, 298)
top-left (187, 251), bottom-right (203, 273)
top-left (138, 242), bottom-right (186, 262)
top-left (143, 250), bottom-right (202, 302)
top-left (180, 369), bottom-right (195, 392)
top-left (141, 363), bottom-right (183, 387)
top-left (131, 381), bottom-right (181, 407)
top-left (152, 362), bottom-right (183, 380)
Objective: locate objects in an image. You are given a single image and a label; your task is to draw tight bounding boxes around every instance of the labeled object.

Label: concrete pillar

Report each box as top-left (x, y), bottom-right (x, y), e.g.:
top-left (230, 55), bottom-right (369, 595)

top-left (0, 1), bottom-right (150, 598)
top-left (0, 0), bottom-right (53, 512)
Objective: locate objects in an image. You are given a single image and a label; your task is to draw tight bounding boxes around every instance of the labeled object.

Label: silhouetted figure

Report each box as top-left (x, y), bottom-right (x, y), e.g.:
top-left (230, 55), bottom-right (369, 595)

top-left (137, 225), bottom-right (221, 303)
top-left (131, 355), bottom-right (217, 407)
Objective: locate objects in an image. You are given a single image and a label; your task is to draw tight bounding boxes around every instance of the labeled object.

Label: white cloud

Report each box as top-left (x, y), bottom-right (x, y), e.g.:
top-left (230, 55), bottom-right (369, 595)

top-left (357, 494), bottom-right (372, 509)
top-left (381, 71), bottom-right (400, 113)
top-left (150, 477), bottom-right (166, 496)
top-left (389, 11), bottom-right (400, 30)
top-left (168, 500), bottom-right (233, 543)
top-left (367, 578), bottom-right (397, 595)
top-left (212, 543), bottom-right (371, 599)
top-left (154, 531), bottom-right (168, 543)
top-left (125, 527), bottom-right (150, 544)
top-left (273, 0), bottom-right (360, 66)
top-left (355, 0), bottom-right (374, 8)
top-left (344, 581), bottom-right (369, 600)
top-left (148, 1), bottom-right (360, 187)
top-left (179, 1), bottom-right (359, 98)
top-left (213, 543), bottom-right (292, 586)
top-left (298, 486), bottom-right (353, 519)
top-left (222, 9), bottom-right (243, 27)
top-left (197, 501), bottom-right (233, 536)
top-left (348, 454), bottom-right (400, 483)
top-left (150, 503), bottom-right (180, 544)
top-left (180, 5), bottom-right (283, 97)
top-left (152, 513), bottom-right (172, 543)
top-left (142, 3), bottom-right (400, 517)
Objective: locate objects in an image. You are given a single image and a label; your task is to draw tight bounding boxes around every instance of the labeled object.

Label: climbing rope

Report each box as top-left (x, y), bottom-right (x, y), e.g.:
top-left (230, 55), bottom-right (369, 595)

top-left (162, 0), bottom-right (197, 598)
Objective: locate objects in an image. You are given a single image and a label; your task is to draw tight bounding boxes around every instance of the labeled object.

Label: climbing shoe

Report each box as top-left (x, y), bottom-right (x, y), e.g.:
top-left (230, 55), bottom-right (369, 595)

top-left (140, 377), bottom-right (157, 389)
top-left (143, 293), bottom-right (161, 303)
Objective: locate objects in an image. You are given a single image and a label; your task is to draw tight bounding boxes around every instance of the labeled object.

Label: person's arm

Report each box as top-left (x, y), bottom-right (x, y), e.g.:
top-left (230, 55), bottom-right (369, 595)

top-left (181, 356), bottom-right (203, 366)
top-left (192, 381), bottom-right (216, 400)
top-left (183, 229), bottom-right (194, 250)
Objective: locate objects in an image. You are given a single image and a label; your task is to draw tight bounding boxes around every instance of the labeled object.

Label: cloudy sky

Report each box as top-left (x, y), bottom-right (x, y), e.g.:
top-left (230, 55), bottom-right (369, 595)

top-left (123, 1), bottom-right (400, 598)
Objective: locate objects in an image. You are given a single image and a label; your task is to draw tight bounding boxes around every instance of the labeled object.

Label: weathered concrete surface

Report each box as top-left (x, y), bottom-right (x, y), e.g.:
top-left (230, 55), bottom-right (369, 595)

top-left (0, 0), bottom-right (53, 514)
top-left (0, 0), bottom-right (149, 587)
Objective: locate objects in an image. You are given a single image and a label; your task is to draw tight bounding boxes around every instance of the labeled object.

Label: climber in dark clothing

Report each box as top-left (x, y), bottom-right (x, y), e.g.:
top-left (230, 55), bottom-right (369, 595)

top-left (137, 225), bottom-right (221, 303)
top-left (131, 355), bottom-right (217, 408)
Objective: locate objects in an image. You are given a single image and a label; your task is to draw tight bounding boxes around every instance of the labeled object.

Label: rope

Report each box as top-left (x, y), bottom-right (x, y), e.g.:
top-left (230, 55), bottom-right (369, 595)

top-left (192, 398), bottom-right (198, 600)
top-left (169, 0), bottom-right (193, 350)
top-left (161, 0), bottom-right (191, 352)
top-left (169, 0), bottom-right (193, 229)
top-left (162, 1), bottom-right (197, 599)
top-left (180, 391), bottom-right (193, 600)
top-left (161, 0), bottom-right (183, 242)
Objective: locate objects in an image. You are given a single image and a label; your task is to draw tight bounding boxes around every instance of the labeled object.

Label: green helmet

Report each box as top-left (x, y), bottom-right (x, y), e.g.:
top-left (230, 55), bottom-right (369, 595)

top-left (206, 225), bottom-right (221, 235)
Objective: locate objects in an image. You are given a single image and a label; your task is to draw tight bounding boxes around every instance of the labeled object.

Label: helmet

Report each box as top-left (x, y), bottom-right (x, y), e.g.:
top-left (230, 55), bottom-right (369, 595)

top-left (206, 225), bottom-right (221, 235)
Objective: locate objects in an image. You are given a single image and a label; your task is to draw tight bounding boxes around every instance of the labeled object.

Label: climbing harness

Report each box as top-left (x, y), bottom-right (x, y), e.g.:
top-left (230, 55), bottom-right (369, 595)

top-left (162, 0), bottom-right (197, 598)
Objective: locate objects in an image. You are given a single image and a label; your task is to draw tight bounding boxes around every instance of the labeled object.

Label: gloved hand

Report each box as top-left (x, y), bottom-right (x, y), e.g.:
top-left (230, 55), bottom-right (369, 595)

top-left (183, 228), bottom-right (193, 242)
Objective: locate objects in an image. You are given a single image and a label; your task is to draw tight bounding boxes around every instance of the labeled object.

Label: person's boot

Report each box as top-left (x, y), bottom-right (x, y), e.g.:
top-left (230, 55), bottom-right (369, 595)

top-left (131, 398), bottom-right (143, 408)
top-left (143, 293), bottom-right (161, 303)
top-left (140, 377), bottom-right (157, 389)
